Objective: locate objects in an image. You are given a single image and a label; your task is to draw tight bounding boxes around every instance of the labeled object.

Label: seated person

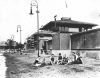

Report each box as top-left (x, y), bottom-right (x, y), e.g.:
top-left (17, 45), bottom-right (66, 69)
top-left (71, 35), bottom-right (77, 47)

top-left (75, 56), bottom-right (82, 64)
top-left (49, 54), bottom-right (55, 65)
top-left (40, 58), bottom-right (46, 67)
top-left (68, 52), bottom-right (82, 65)
top-left (62, 54), bottom-right (68, 65)
top-left (57, 53), bottom-right (62, 65)
top-left (33, 57), bottom-right (41, 66)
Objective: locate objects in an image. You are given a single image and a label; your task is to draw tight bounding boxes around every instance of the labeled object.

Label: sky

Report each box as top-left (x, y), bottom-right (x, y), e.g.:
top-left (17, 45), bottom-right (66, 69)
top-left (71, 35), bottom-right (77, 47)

top-left (0, 0), bottom-right (100, 43)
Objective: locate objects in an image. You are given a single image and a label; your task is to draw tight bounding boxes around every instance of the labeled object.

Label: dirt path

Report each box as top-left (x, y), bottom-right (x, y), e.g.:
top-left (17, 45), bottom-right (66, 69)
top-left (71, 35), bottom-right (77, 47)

top-left (4, 52), bottom-right (100, 78)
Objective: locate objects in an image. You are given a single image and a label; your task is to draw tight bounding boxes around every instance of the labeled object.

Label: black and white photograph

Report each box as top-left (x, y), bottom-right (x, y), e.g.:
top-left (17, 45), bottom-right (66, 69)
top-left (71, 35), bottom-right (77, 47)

top-left (0, 0), bottom-right (100, 78)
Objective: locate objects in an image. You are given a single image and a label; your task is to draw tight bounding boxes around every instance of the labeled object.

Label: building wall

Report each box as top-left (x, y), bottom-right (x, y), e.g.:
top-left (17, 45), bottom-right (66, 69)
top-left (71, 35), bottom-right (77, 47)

top-left (71, 35), bottom-right (84, 49)
top-left (60, 33), bottom-right (71, 50)
top-left (52, 34), bottom-right (60, 50)
top-left (52, 50), bottom-right (71, 57)
top-left (48, 40), bottom-right (52, 49)
top-left (71, 29), bottom-right (100, 49)
top-left (71, 29), bottom-right (100, 59)
top-left (52, 33), bottom-right (71, 50)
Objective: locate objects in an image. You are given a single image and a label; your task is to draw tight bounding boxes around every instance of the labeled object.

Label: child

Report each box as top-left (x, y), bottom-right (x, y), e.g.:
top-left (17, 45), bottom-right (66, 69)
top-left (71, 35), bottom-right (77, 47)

top-left (76, 56), bottom-right (83, 64)
top-left (70, 52), bottom-right (82, 64)
top-left (62, 54), bottom-right (68, 65)
top-left (50, 54), bottom-right (55, 65)
top-left (40, 58), bottom-right (46, 67)
top-left (72, 52), bottom-right (78, 62)
top-left (33, 57), bottom-right (41, 66)
top-left (57, 53), bottom-right (62, 65)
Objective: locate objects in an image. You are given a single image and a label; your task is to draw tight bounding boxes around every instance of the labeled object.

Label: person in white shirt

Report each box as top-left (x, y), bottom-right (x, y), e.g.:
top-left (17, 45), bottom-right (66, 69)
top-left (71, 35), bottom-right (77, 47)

top-left (71, 52), bottom-right (82, 64)
top-left (33, 57), bottom-right (41, 66)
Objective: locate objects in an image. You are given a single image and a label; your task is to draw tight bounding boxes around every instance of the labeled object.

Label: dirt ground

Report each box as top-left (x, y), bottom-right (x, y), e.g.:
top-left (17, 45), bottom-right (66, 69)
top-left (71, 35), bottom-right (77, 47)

top-left (4, 52), bottom-right (100, 78)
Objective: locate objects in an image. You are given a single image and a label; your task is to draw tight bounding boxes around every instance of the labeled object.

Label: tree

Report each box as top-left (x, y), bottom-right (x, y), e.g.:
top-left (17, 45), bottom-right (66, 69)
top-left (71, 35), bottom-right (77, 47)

top-left (6, 39), bottom-right (14, 49)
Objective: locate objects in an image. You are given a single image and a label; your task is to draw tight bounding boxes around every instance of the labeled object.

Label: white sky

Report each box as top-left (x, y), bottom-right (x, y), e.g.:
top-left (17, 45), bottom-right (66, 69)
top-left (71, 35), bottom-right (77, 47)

top-left (0, 0), bottom-right (100, 43)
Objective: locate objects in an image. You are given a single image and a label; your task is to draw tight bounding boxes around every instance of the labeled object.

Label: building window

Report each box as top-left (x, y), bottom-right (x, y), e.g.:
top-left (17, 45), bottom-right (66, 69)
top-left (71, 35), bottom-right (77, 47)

top-left (82, 28), bottom-right (85, 32)
top-left (69, 28), bottom-right (79, 32)
top-left (62, 27), bottom-right (65, 31)
top-left (65, 27), bottom-right (68, 31)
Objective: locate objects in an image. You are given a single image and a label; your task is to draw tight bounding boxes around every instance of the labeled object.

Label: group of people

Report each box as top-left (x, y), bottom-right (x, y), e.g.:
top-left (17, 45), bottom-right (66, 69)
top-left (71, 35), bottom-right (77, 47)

top-left (33, 52), bottom-right (83, 66)
top-left (49, 53), bottom-right (68, 65)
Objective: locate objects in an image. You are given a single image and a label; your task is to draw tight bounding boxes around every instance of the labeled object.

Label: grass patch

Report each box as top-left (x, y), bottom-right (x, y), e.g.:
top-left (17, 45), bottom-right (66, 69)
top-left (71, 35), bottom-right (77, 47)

top-left (71, 68), bottom-right (84, 72)
top-left (84, 67), bottom-right (93, 71)
top-left (93, 64), bottom-right (100, 66)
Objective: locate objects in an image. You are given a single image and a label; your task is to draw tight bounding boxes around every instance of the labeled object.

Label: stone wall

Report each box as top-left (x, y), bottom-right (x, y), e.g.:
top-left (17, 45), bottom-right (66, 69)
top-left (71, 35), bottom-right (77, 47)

top-left (52, 50), bottom-right (71, 57)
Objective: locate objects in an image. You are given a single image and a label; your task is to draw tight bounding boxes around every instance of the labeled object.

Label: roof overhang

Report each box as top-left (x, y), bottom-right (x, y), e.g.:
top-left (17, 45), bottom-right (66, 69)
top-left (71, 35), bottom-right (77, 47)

top-left (71, 28), bottom-right (100, 37)
top-left (33, 31), bottom-right (56, 36)
top-left (40, 20), bottom-right (98, 30)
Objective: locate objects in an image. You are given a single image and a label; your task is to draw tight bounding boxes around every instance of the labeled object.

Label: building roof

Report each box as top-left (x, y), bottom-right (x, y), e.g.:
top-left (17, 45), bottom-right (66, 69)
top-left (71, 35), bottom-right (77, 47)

top-left (40, 19), bottom-right (98, 30)
top-left (26, 31), bottom-right (56, 40)
top-left (33, 30), bottom-right (56, 36)
top-left (71, 28), bottom-right (100, 37)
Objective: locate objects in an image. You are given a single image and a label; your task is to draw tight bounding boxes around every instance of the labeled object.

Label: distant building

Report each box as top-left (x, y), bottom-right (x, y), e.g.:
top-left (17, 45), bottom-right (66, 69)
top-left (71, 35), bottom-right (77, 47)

top-left (26, 35), bottom-right (34, 49)
top-left (0, 41), bottom-right (7, 49)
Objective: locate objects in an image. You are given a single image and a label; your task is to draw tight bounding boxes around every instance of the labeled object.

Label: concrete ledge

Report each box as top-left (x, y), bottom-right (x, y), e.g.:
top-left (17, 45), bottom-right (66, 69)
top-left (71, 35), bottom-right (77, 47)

top-left (52, 50), bottom-right (71, 57)
top-left (72, 50), bottom-right (100, 59)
